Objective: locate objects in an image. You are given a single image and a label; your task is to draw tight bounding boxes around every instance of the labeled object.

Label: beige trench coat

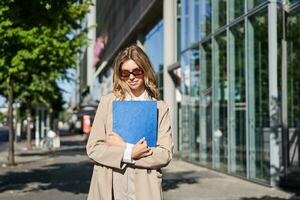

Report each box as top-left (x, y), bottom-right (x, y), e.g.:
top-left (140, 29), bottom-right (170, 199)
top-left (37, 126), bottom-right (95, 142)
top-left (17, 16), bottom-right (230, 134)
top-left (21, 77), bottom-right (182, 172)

top-left (86, 93), bottom-right (173, 200)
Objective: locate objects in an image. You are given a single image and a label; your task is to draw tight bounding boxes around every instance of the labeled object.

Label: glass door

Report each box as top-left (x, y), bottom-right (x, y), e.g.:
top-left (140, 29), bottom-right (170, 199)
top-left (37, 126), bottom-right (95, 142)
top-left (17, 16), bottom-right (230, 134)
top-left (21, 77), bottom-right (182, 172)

top-left (200, 41), bottom-right (213, 166)
top-left (247, 9), bottom-right (270, 183)
top-left (281, 3), bottom-right (300, 186)
top-left (228, 22), bottom-right (247, 177)
top-left (212, 32), bottom-right (228, 171)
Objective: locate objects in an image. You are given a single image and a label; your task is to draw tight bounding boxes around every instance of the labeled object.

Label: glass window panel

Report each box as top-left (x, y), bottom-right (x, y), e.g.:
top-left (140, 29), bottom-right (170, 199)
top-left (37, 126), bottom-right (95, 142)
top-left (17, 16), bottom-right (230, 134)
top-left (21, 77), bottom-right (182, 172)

top-left (190, 48), bottom-right (200, 162)
top-left (180, 51), bottom-right (192, 159)
top-left (287, 7), bottom-right (300, 168)
top-left (229, 0), bottom-right (245, 21)
top-left (180, 95), bottom-right (193, 160)
top-left (192, 0), bottom-right (201, 43)
top-left (200, 41), bottom-right (212, 166)
top-left (248, 10), bottom-right (270, 183)
top-left (214, 32), bottom-right (228, 171)
top-left (200, 0), bottom-right (212, 38)
top-left (181, 51), bottom-right (190, 95)
top-left (180, 49), bottom-right (201, 162)
top-left (181, 0), bottom-right (201, 50)
top-left (190, 49), bottom-right (200, 99)
top-left (145, 20), bottom-right (164, 98)
top-left (291, 0), bottom-right (300, 5)
top-left (287, 7), bottom-right (300, 128)
top-left (248, 0), bottom-right (267, 10)
top-left (177, 0), bottom-right (181, 59)
top-left (214, 0), bottom-right (227, 30)
top-left (229, 22), bottom-right (247, 177)
top-left (201, 42), bottom-right (212, 90)
top-left (181, 0), bottom-right (190, 51)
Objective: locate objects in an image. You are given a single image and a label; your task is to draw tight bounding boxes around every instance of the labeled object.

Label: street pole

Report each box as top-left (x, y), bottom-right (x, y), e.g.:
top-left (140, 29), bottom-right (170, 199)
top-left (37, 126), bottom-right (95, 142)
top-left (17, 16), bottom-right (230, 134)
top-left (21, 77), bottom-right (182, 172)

top-left (7, 77), bottom-right (15, 165)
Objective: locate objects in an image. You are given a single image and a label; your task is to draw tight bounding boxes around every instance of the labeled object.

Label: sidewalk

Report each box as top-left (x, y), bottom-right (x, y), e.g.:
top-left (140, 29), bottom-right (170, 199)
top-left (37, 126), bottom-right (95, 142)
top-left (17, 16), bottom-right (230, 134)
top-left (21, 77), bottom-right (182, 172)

top-left (163, 159), bottom-right (299, 200)
top-left (0, 135), bottom-right (299, 200)
top-left (0, 141), bottom-right (50, 167)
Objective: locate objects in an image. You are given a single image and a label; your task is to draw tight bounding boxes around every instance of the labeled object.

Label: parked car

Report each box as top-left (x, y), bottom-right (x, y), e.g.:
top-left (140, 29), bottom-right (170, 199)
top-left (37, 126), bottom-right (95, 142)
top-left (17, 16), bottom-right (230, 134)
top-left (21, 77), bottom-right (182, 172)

top-left (0, 126), bottom-right (9, 142)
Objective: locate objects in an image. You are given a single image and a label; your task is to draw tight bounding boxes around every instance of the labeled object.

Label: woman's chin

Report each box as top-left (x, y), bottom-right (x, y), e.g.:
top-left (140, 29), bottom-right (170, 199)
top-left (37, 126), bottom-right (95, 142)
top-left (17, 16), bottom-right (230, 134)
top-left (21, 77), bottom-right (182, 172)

top-left (129, 86), bottom-right (139, 91)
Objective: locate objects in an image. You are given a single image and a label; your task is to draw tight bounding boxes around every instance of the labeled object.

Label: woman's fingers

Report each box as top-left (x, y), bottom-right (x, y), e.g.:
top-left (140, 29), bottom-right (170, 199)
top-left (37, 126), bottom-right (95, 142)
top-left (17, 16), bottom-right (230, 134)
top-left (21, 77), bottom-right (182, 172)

top-left (136, 137), bottom-right (146, 144)
top-left (132, 139), bottom-right (152, 159)
top-left (136, 148), bottom-right (153, 159)
top-left (142, 148), bottom-right (153, 156)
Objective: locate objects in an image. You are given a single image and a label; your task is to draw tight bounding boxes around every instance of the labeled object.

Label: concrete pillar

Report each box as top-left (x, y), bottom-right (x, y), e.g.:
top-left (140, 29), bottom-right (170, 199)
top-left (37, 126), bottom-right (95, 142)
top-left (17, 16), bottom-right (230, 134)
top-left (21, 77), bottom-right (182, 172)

top-left (87, 0), bottom-right (96, 98)
top-left (163, 0), bottom-right (178, 153)
top-left (268, 0), bottom-right (280, 186)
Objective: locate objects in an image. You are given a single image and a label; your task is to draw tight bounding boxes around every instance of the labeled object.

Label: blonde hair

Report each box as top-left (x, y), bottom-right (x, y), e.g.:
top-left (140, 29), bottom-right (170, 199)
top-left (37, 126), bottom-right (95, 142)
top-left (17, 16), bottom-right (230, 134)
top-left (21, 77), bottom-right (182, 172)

top-left (113, 45), bottom-right (160, 100)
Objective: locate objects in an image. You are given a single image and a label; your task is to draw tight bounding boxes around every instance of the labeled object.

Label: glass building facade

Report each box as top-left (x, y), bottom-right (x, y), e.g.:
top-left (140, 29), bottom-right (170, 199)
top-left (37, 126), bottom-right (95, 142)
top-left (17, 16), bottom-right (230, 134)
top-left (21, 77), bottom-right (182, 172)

top-left (178, 0), bottom-right (300, 186)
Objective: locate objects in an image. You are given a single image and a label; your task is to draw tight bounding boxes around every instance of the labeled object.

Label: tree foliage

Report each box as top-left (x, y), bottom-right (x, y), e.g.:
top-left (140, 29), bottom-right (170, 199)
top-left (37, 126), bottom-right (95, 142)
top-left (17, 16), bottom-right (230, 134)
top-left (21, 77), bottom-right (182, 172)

top-left (0, 0), bottom-right (91, 103)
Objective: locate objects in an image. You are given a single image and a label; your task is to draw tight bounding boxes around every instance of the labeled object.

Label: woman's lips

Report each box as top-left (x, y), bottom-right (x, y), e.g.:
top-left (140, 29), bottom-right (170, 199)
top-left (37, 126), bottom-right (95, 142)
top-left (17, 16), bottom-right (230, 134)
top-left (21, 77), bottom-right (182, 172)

top-left (128, 81), bottom-right (137, 86)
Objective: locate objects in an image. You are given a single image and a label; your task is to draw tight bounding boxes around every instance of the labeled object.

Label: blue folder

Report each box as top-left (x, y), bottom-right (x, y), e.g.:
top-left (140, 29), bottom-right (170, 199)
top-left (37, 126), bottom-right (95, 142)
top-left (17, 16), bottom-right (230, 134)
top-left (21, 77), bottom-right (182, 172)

top-left (112, 100), bottom-right (158, 147)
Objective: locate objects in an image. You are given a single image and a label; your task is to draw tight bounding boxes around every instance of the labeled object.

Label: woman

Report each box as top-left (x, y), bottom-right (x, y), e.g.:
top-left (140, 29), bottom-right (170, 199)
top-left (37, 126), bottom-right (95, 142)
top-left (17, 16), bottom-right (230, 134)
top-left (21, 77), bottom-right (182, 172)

top-left (86, 45), bottom-right (173, 200)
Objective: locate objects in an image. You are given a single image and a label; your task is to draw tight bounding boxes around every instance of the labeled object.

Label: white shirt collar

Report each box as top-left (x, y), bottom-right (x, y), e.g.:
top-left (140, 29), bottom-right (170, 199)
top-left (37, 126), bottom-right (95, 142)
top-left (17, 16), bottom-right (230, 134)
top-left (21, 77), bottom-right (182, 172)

top-left (125, 90), bottom-right (149, 100)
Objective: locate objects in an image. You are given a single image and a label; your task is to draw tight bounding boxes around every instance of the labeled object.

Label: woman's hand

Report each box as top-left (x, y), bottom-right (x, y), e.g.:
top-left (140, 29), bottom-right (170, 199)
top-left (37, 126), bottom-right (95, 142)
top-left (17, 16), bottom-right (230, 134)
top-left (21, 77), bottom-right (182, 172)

top-left (131, 138), bottom-right (153, 160)
top-left (106, 132), bottom-right (126, 148)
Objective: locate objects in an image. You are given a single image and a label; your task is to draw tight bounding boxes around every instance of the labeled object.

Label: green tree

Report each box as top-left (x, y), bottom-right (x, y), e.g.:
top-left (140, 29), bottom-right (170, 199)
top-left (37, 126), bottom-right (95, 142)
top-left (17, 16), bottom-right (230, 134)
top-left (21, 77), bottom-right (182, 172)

top-left (0, 111), bottom-right (5, 123)
top-left (0, 0), bottom-right (91, 165)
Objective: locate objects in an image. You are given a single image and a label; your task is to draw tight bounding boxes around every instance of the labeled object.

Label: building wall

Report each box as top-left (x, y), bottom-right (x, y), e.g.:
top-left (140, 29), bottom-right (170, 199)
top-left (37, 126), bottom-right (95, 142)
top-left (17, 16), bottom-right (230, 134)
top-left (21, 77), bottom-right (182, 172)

top-left (95, 0), bottom-right (162, 69)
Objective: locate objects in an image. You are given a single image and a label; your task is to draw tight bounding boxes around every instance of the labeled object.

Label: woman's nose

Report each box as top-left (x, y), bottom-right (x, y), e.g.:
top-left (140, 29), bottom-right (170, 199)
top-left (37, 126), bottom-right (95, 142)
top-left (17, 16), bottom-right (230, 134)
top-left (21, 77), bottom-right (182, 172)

top-left (129, 73), bottom-right (135, 80)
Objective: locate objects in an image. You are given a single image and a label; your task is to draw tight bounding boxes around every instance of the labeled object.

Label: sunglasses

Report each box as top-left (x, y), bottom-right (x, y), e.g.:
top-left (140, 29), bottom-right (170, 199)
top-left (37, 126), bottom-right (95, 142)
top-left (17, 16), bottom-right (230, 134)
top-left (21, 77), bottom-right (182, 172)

top-left (120, 68), bottom-right (144, 79)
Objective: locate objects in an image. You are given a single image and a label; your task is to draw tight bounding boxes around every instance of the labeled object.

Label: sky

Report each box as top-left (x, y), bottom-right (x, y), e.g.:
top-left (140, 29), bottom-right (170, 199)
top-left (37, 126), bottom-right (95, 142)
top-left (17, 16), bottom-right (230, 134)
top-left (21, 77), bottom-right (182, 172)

top-left (57, 68), bottom-right (77, 108)
top-left (0, 96), bottom-right (5, 107)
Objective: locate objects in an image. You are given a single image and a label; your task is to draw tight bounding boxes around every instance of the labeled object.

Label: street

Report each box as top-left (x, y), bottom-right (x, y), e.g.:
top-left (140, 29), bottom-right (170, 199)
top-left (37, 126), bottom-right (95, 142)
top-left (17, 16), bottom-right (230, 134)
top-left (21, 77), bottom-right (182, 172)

top-left (0, 135), bottom-right (299, 200)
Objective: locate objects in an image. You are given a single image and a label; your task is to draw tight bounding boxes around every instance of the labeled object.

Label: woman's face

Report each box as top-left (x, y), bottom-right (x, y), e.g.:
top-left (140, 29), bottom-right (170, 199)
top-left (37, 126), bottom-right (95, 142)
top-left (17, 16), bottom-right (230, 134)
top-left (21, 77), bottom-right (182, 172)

top-left (120, 59), bottom-right (145, 94)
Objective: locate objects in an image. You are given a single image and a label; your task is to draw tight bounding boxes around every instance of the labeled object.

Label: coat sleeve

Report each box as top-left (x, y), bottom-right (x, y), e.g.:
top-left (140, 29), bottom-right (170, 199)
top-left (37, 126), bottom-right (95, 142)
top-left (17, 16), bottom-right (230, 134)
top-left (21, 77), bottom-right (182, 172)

top-left (86, 95), bottom-right (126, 169)
top-left (134, 102), bottom-right (174, 169)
